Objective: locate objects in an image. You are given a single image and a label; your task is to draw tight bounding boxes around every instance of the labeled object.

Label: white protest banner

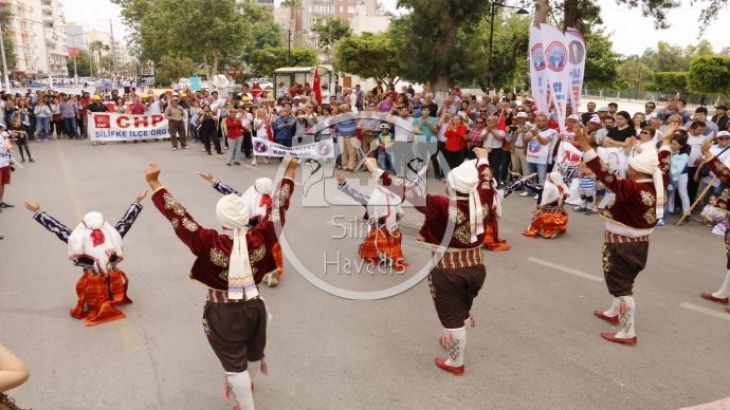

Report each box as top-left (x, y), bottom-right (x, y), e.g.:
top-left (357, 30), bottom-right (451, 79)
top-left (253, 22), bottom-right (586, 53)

top-left (253, 138), bottom-right (335, 159)
top-left (89, 113), bottom-right (169, 142)
top-left (540, 23), bottom-right (570, 133)
top-left (529, 26), bottom-right (550, 114)
top-left (565, 27), bottom-right (586, 112)
top-left (597, 147), bottom-right (628, 178)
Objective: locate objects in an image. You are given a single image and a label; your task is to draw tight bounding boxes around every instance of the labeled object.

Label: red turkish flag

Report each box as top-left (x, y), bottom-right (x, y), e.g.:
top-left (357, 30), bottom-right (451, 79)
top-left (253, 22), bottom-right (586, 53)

top-left (313, 67), bottom-right (322, 105)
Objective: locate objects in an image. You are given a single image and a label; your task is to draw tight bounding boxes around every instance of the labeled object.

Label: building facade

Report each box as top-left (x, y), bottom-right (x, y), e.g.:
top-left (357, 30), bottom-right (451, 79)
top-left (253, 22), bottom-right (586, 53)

top-left (42, 0), bottom-right (68, 75)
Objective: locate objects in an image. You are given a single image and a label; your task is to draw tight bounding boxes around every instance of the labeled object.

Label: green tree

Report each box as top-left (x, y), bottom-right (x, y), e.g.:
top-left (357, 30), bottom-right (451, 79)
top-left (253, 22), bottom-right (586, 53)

top-left (157, 55), bottom-right (196, 81)
top-left (66, 49), bottom-right (97, 78)
top-left (89, 41), bottom-right (109, 73)
top-left (391, 0), bottom-right (492, 92)
top-left (688, 56), bottom-right (730, 95)
top-left (311, 17), bottom-right (353, 49)
top-left (0, 11), bottom-right (16, 72)
top-left (650, 72), bottom-right (689, 94)
top-left (249, 47), bottom-right (316, 77)
top-left (618, 57), bottom-right (654, 92)
top-left (477, 11), bottom-right (531, 92)
top-left (334, 33), bottom-right (399, 85)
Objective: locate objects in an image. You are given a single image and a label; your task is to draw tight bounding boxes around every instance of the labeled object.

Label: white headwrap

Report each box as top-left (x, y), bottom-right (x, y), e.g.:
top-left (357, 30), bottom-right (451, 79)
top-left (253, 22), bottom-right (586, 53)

top-left (629, 147), bottom-right (665, 220)
top-left (367, 186), bottom-right (402, 233)
top-left (239, 177), bottom-right (274, 220)
top-left (67, 212), bottom-right (123, 273)
top-left (447, 160), bottom-right (484, 243)
top-left (216, 195), bottom-right (257, 301)
top-left (540, 172), bottom-right (569, 206)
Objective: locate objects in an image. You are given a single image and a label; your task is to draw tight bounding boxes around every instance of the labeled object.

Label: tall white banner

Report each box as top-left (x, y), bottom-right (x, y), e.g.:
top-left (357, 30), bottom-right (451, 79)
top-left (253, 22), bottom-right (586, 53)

top-left (565, 27), bottom-right (587, 112)
top-left (89, 113), bottom-right (170, 142)
top-left (529, 26), bottom-right (550, 114)
top-left (540, 23), bottom-right (570, 133)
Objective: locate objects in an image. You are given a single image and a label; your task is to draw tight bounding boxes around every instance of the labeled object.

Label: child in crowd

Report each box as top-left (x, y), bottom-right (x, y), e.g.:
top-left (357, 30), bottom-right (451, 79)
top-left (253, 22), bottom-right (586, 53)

top-left (575, 162), bottom-right (596, 215)
top-left (8, 118), bottom-right (33, 163)
top-left (377, 123), bottom-right (396, 174)
top-left (699, 194), bottom-right (725, 226)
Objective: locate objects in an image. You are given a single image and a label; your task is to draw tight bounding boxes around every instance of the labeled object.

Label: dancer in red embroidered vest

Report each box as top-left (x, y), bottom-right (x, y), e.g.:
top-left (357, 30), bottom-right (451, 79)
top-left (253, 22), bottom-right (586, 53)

top-left (147, 155), bottom-right (297, 410)
top-left (22, 191), bottom-right (146, 326)
top-left (576, 126), bottom-right (671, 346)
top-left (365, 147), bottom-right (492, 375)
top-left (698, 138), bottom-right (730, 314)
top-left (199, 173), bottom-right (284, 288)
top-left (522, 171), bottom-right (570, 239)
top-left (335, 171), bottom-right (407, 271)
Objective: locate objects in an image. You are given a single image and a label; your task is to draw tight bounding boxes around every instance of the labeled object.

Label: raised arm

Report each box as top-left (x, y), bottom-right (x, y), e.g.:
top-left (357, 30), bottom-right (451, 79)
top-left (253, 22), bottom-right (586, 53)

top-left (24, 202), bottom-right (72, 243)
top-left (335, 172), bottom-right (370, 207)
top-left (114, 190), bottom-right (146, 238)
top-left (703, 139), bottom-right (730, 187)
top-left (474, 147), bottom-right (494, 208)
top-left (146, 164), bottom-right (219, 257)
top-left (250, 156), bottom-right (298, 241)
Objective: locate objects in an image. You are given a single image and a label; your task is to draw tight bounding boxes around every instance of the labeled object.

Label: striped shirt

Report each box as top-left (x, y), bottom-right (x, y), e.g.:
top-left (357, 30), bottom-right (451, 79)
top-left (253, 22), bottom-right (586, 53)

top-left (579, 176), bottom-right (596, 190)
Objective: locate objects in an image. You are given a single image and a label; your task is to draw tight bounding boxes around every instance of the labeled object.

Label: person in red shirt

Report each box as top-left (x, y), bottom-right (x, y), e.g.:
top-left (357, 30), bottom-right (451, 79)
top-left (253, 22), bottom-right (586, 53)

top-left (443, 115), bottom-right (468, 172)
top-left (130, 95), bottom-right (146, 115)
top-left (225, 109), bottom-right (244, 166)
top-left (79, 92), bottom-right (90, 138)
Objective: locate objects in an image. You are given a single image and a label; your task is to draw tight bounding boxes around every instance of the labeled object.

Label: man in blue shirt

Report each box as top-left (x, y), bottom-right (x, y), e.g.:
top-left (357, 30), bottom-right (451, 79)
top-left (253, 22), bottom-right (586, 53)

top-left (273, 108), bottom-right (296, 148)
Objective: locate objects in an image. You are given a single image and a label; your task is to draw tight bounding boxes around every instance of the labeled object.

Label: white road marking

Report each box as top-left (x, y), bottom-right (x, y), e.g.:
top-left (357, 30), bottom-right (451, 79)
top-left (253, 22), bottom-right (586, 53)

top-left (680, 302), bottom-right (730, 322)
top-left (526, 257), bottom-right (604, 282)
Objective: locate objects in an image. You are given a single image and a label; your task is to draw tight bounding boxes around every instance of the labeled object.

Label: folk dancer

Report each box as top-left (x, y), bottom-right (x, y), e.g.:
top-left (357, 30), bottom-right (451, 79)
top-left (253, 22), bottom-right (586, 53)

top-left (335, 171), bottom-right (407, 271)
top-left (576, 126), bottom-right (671, 345)
top-left (481, 165), bottom-right (511, 251)
top-left (23, 192), bottom-right (146, 326)
top-left (147, 155), bottom-right (297, 410)
top-left (199, 173), bottom-right (284, 287)
top-left (365, 147), bottom-right (492, 375)
top-left (699, 139), bottom-right (730, 314)
top-left (522, 171), bottom-right (570, 239)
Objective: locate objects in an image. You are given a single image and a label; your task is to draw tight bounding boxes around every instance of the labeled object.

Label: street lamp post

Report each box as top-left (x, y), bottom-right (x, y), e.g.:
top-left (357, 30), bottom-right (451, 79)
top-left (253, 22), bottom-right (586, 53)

top-left (487, 2), bottom-right (529, 93)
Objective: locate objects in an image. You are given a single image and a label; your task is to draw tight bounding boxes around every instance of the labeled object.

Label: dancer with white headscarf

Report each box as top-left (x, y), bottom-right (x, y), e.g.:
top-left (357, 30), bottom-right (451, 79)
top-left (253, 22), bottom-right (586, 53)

top-left (335, 171), bottom-right (407, 271)
top-left (365, 147), bottom-right (493, 376)
top-left (23, 191), bottom-right (146, 326)
top-left (198, 173), bottom-right (284, 287)
top-left (522, 171), bottom-right (570, 239)
top-left (576, 126), bottom-right (670, 346)
top-left (147, 155), bottom-right (297, 410)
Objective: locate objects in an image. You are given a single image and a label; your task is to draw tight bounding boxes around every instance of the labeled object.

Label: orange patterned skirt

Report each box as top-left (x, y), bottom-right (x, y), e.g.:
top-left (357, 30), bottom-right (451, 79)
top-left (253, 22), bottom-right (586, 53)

top-left (359, 226), bottom-right (404, 263)
top-left (522, 208), bottom-right (568, 239)
top-left (109, 268), bottom-right (133, 305)
top-left (70, 271), bottom-right (127, 327)
top-left (272, 241), bottom-right (284, 277)
top-left (482, 215), bottom-right (511, 251)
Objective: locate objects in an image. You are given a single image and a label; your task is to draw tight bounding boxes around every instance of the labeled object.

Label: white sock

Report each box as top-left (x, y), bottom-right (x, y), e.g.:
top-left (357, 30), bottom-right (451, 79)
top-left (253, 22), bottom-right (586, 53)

top-left (444, 327), bottom-right (466, 367)
top-left (615, 296), bottom-right (636, 339)
top-left (712, 270), bottom-right (730, 299)
top-left (226, 371), bottom-right (255, 410)
top-left (604, 297), bottom-right (620, 317)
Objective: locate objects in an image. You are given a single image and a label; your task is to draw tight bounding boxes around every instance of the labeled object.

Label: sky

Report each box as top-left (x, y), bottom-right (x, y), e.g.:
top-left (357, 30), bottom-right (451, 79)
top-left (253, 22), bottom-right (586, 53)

top-left (64, 0), bottom-right (730, 57)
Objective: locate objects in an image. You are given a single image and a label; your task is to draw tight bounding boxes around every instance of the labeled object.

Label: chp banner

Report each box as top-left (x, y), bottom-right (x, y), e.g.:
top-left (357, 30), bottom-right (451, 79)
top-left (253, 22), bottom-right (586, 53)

top-left (528, 25), bottom-right (550, 114)
top-left (565, 27), bottom-right (587, 111)
top-left (253, 138), bottom-right (335, 159)
top-left (89, 113), bottom-right (169, 142)
top-left (540, 23), bottom-right (571, 133)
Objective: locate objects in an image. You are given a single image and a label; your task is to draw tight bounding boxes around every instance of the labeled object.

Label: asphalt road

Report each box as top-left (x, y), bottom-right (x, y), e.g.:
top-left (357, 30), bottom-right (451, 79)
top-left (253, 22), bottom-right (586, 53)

top-left (1, 138), bottom-right (729, 410)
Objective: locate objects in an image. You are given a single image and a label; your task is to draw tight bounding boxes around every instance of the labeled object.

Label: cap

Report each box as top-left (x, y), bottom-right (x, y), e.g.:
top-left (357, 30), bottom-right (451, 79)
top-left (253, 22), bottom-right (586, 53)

top-left (597, 106), bottom-right (609, 112)
top-left (293, 96), bottom-right (301, 100)
top-left (716, 104), bottom-right (728, 111)
top-left (242, 96), bottom-right (250, 102)
top-left (568, 114), bottom-right (580, 121)
top-left (515, 112), bottom-right (528, 119)
top-left (92, 95), bottom-right (101, 100)
top-left (589, 115), bottom-right (601, 124)
top-left (140, 94), bottom-right (148, 98)
top-left (380, 123), bottom-right (390, 129)
top-left (165, 89), bottom-right (173, 93)
top-left (180, 93), bottom-right (187, 97)
top-left (718, 131), bottom-right (730, 138)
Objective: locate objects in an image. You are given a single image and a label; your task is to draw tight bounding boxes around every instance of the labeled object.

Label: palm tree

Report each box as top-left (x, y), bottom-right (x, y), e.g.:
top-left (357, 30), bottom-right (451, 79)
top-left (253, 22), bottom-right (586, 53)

top-left (89, 41), bottom-right (107, 73)
top-left (281, 0), bottom-right (302, 32)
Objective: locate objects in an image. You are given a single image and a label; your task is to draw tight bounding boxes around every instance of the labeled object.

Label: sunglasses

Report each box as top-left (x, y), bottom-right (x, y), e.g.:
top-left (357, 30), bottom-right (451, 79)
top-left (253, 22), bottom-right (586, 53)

top-left (718, 137), bottom-right (730, 141)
